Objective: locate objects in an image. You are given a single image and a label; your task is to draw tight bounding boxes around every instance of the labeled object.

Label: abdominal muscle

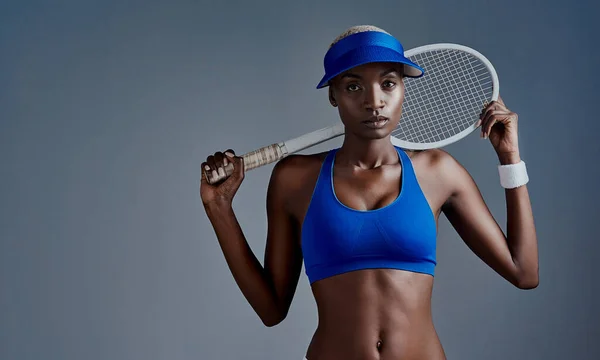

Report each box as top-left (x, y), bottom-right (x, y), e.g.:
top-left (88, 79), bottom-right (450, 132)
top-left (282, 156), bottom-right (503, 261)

top-left (304, 269), bottom-right (446, 360)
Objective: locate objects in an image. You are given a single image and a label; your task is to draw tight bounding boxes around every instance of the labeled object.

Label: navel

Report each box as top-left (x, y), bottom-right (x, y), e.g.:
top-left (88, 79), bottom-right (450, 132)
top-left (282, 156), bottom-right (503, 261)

top-left (376, 339), bottom-right (383, 352)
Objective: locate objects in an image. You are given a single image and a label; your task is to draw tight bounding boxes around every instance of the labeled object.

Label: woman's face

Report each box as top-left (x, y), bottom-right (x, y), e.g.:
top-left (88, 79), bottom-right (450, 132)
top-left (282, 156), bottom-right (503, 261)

top-left (329, 62), bottom-right (405, 141)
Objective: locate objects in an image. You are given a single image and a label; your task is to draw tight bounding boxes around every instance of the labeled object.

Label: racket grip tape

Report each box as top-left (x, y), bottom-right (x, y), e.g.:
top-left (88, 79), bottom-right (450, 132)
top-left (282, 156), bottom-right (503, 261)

top-left (203, 143), bottom-right (287, 184)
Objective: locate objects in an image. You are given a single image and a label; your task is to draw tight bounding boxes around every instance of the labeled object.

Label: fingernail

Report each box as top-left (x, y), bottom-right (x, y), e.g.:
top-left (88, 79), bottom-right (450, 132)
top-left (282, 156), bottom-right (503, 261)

top-left (225, 151), bottom-right (234, 157)
top-left (218, 167), bottom-right (226, 177)
top-left (223, 158), bottom-right (228, 166)
top-left (204, 165), bottom-right (210, 171)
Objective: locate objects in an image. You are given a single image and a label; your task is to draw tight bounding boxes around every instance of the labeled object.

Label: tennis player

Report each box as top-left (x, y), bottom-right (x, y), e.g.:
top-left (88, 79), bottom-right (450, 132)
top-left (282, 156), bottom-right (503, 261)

top-left (200, 25), bottom-right (538, 360)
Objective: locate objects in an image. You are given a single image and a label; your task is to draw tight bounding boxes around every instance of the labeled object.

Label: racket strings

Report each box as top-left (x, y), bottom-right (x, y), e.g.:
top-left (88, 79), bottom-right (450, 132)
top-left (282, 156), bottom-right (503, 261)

top-left (393, 49), bottom-right (493, 144)
top-left (408, 50), bottom-right (488, 140)
top-left (403, 51), bottom-right (484, 141)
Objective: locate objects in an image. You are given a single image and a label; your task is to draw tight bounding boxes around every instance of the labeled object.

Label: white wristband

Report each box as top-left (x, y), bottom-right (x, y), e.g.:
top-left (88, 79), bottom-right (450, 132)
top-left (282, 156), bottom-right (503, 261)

top-left (498, 160), bottom-right (529, 189)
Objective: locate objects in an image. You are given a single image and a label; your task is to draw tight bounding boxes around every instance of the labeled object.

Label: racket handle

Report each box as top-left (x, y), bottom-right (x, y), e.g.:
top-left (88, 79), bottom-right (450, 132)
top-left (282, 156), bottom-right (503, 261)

top-left (203, 143), bottom-right (287, 184)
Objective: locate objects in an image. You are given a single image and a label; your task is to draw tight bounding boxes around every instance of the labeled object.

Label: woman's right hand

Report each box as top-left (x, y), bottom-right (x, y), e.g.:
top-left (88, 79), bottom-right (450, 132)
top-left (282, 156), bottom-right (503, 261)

top-left (200, 149), bottom-right (245, 208)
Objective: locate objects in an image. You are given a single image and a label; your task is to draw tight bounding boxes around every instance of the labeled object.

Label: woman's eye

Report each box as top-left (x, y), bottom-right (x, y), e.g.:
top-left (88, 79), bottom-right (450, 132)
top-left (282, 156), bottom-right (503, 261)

top-left (383, 80), bottom-right (396, 88)
top-left (347, 84), bottom-right (360, 91)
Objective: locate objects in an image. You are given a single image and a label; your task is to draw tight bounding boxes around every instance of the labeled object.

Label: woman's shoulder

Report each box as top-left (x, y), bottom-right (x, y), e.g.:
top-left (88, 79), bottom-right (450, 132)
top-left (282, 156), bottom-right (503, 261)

top-left (268, 151), bottom-right (330, 193)
top-left (406, 148), bottom-right (468, 184)
top-left (266, 151), bottom-right (330, 218)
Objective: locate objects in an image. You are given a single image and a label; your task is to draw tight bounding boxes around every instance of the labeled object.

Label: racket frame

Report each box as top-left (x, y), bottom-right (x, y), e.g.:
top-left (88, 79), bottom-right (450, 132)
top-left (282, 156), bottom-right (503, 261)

top-left (391, 43), bottom-right (499, 150)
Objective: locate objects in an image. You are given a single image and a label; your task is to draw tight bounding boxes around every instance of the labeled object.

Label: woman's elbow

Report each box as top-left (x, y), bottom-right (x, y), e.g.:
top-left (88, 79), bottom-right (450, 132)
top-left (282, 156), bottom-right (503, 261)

top-left (515, 272), bottom-right (539, 290)
top-left (260, 309), bottom-right (287, 327)
top-left (262, 316), bottom-right (285, 328)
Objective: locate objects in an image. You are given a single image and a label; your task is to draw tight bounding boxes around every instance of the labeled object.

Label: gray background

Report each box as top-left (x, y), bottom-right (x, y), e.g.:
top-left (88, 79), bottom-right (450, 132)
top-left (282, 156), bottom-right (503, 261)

top-left (1, 0), bottom-right (598, 359)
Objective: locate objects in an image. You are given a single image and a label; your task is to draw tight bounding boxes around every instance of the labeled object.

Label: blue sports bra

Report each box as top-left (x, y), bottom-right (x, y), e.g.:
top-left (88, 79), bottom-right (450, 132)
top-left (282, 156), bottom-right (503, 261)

top-left (301, 146), bottom-right (437, 284)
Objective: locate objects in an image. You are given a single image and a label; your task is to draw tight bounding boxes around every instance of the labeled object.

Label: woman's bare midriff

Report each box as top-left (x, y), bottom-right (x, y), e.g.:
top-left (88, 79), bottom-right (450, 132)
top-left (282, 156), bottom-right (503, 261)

top-left (304, 269), bottom-right (446, 360)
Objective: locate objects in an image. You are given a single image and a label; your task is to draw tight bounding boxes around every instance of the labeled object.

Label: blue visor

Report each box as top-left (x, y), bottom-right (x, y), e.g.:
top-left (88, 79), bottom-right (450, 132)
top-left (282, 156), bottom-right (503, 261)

top-left (316, 31), bottom-right (424, 89)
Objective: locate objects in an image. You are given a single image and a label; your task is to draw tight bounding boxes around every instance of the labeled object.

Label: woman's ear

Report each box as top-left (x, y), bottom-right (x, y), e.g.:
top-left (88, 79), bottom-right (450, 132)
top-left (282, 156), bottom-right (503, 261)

top-left (329, 87), bottom-right (337, 107)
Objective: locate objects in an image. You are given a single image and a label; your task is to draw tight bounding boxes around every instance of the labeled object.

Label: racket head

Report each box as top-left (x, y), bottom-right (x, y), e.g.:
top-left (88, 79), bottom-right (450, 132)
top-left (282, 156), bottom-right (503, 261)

top-left (390, 43), bottom-right (499, 150)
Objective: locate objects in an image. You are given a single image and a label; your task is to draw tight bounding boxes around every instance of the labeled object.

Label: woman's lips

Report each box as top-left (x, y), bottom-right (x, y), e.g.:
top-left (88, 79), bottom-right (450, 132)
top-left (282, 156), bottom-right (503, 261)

top-left (362, 116), bottom-right (389, 129)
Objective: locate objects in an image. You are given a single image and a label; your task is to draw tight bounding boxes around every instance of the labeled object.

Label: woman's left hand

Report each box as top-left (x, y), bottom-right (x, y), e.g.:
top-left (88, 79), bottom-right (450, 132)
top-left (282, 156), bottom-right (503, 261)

top-left (477, 95), bottom-right (520, 163)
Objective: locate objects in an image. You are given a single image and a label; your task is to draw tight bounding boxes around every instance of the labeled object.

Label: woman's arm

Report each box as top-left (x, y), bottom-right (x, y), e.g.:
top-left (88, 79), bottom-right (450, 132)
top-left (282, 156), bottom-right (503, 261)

top-left (202, 152), bottom-right (303, 326)
top-left (440, 96), bottom-right (538, 289)
top-left (440, 152), bottom-right (539, 289)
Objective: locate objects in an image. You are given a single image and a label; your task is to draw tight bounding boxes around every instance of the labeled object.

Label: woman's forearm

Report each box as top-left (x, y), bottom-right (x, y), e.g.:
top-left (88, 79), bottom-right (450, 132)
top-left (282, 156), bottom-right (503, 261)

top-left (500, 153), bottom-right (539, 289)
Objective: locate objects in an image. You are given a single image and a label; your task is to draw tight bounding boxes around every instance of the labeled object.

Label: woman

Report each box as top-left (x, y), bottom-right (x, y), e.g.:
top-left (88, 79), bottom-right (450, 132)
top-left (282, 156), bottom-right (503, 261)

top-left (200, 25), bottom-right (538, 360)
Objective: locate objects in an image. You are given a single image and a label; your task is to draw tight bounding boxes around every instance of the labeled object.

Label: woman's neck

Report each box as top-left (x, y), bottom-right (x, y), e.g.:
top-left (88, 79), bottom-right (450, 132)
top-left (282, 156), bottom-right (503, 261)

top-left (335, 136), bottom-right (399, 169)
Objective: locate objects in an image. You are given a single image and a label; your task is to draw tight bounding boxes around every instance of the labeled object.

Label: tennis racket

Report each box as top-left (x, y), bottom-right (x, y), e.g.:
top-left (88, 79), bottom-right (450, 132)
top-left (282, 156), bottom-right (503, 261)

top-left (203, 43), bottom-right (499, 184)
